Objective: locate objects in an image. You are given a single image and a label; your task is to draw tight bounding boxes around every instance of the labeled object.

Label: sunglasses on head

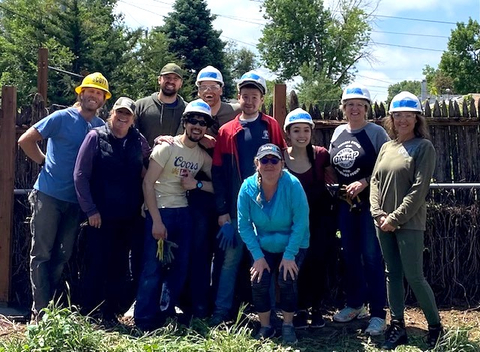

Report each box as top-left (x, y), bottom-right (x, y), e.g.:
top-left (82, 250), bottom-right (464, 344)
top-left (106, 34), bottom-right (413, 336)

top-left (186, 117), bottom-right (207, 127)
top-left (260, 157), bottom-right (280, 165)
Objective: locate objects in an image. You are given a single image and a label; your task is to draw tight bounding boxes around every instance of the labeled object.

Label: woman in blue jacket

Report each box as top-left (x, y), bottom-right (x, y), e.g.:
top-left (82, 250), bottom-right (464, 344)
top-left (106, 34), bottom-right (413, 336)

top-left (237, 143), bottom-right (309, 345)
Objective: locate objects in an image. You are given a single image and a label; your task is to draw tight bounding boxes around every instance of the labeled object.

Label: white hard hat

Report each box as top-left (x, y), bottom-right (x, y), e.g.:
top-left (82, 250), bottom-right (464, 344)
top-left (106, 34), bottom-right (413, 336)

top-left (284, 108), bottom-right (315, 131)
top-left (389, 91), bottom-right (422, 113)
top-left (196, 66), bottom-right (224, 86)
top-left (183, 99), bottom-right (214, 127)
top-left (342, 84), bottom-right (371, 103)
top-left (237, 71), bottom-right (267, 95)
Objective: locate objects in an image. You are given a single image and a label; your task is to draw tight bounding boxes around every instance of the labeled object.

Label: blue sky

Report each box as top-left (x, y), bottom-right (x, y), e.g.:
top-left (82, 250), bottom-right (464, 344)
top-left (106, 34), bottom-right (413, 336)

top-left (115, 0), bottom-right (479, 102)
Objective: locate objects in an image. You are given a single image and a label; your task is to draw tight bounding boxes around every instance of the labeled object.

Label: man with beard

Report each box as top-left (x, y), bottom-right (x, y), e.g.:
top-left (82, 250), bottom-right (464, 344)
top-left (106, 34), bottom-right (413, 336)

top-left (180, 66), bottom-right (241, 319)
top-left (134, 99), bottom-right (215, 331)
top-left (135, 63), bottom-right (187, 147)
top-left (18, 72), bottom-right (110, 321)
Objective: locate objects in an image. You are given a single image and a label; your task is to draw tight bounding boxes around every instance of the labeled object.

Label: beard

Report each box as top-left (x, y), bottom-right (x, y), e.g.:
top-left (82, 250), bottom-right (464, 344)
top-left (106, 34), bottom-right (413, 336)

top-left (161, 86), bottom-right (178, 97)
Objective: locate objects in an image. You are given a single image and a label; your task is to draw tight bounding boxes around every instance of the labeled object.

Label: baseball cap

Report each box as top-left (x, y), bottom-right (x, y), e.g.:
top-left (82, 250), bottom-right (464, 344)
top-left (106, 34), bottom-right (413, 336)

top-left (113, 97), bottom-right (136, 114)
top-left (160, 63), bottom-right (183, 79)
top-left (256, 143), bottom-right (283, 160)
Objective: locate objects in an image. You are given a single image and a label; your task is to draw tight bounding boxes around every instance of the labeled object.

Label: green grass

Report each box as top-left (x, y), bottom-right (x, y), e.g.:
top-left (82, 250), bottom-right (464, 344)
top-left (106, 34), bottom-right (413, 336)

top-left (0, 304), bottom-right (479, 352)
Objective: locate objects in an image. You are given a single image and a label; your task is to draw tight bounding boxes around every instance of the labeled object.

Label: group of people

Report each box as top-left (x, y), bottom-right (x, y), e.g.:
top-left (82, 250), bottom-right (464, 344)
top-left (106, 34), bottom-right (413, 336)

top-left (18, 61), bottom-right (443, 349)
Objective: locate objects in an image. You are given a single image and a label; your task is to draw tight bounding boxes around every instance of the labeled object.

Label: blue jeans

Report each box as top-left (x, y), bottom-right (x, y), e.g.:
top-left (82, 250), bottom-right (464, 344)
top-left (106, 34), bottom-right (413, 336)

top-left (134, 208), bottom-right (192, 326)
top-left (28, 190), bottom-right (83, 315)
top-left (252, 249), bottom-right (306, 313)
top-left (213, 218), bottom-right (244, 316)
top-left (338, 201), bottom-right (386, 319)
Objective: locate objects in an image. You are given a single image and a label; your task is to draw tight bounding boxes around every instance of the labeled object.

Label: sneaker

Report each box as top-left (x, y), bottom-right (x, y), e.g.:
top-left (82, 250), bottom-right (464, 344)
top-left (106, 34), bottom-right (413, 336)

top-left (310, 310), bottom-right (326, 328)
top-left (282, 324), bottom-right (298, 344)
top-left (255, 326), bottom-right (276, 340)
top-left (293, 310), bottom-right (309, 329)
top-left (427, 324), bottom-right (444, 349)
top-left (382, 320), bottom-right (408, 350)
top-left (333, 305), bottom-right (369, 322)
top-left (365, 317), bottom-right (386, 336)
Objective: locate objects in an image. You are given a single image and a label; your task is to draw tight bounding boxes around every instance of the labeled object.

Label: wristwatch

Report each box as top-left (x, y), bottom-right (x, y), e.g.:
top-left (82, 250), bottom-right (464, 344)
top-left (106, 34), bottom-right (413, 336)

top-left (196, 181), bottom-right (203, 190)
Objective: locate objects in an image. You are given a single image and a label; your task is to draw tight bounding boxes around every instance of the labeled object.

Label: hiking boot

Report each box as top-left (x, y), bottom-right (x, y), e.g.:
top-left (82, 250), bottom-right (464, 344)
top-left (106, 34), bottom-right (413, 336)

top-left (382, 319), bottom-right (408, 350)
top-left (333, 305), bottom-right (369, 322)
top-left (255, 326), bottom-right (276, 340)
top-left (282, 324), bottom-right (298, 344)
top-left (427, 324), bottom-right (444, 349)
top-left (310, 310), bottom-right (326, 328)
top-left (365, 317), bottom-right (386, 336)
top-left (293, 310), bottom-right (309, 329)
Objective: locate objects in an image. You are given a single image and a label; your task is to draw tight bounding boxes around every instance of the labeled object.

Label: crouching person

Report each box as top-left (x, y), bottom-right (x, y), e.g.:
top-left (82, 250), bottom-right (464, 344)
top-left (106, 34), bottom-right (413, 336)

top-left (134, 100), bottom-right (214, 331)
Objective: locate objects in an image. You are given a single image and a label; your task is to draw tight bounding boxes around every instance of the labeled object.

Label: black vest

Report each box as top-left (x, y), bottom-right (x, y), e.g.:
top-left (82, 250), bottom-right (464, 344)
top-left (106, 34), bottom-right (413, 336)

top-left (90, 124), bottom-right (144, 220)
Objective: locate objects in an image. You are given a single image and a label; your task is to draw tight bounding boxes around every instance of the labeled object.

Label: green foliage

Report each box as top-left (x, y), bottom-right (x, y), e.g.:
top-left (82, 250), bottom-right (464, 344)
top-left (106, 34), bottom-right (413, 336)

top-left (387, 80), bottom-right (421, 101)
top-left (24, 305), bottom-right (105, 351)
top-left (162, 0), bottom-right (233, 99)
top-left (0, 0), bottom-right (141, 106)
top-left (224, 41), bottom-right (258, 98)
top-left (422, 64), bottom-right (454, 97)
top-left (258, 0), bottom-right (372, 85)
top-left (296, 63), bottom-right (343, 107)
top-left (439, 18), bottom-right (480, 95)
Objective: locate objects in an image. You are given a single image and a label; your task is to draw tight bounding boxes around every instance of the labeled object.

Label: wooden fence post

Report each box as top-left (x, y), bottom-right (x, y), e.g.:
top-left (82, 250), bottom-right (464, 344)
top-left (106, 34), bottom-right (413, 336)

top-left (0, 86), bottom-right (17, 305)
top-left (37, 48), bottom-right (48, 103)
top-left (273, 83), bottom-right (287, 130)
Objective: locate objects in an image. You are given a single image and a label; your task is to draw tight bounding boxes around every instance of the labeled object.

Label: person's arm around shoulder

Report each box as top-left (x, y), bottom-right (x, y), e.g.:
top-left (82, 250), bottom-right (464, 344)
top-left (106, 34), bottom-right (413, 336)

top-left (74, 130), bottom-right (101, 228)
top-left (18, 127), bottom-right (45, 165)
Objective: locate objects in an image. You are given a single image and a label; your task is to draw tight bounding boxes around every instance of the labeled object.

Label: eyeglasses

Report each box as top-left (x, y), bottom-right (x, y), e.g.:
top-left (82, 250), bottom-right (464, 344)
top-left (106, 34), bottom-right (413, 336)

top-left (392, 112), bottom-right (416, 120)
top-left (199, 84), bottom-right (221, 92)
top-left (186, 117), bottom-right (207, 127)
top-left (259, 157), bottom-right (280, 165)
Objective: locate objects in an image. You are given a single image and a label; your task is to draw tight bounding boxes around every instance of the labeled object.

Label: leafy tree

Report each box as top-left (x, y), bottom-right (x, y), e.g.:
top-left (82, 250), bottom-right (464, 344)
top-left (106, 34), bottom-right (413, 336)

top-left (223, 41), bottom-right (258, 98)
top-left (258, 0), bottom-right (372, 86)
top-left (162, 0), bottom-right (234, 99)
top-left (0, 0), bottom-right (141, 106)
top-left (296, 63), bottom-right (342, 107)
top-left (439, 18), bottom-right (480, 94)
top-left (423, 65), bottom-right (455, 97)
top-left (387, 80), bottom-right (421, 102)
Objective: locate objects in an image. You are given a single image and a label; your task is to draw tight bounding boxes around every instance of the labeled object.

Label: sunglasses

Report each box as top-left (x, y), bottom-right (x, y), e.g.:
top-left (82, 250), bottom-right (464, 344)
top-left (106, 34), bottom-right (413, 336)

top-left (186, 117), bottom-right (207, 127)
top-left (260, 157), bottom-right (280, 165)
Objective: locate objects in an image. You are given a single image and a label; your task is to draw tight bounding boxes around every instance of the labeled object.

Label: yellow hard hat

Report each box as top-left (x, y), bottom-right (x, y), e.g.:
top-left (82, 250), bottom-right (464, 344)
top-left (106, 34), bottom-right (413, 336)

top-left (75, 72), bottom-right (111, 100)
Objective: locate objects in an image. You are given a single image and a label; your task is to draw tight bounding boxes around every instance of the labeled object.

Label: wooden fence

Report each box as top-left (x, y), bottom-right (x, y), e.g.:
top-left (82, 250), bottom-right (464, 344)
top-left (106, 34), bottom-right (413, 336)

top-left (3, 90), bottom-right (480, 309)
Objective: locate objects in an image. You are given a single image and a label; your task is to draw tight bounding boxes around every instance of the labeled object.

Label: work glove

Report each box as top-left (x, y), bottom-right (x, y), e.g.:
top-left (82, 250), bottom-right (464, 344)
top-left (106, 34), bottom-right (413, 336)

top-left (216, 222), bottom-right (236, 251)
top-left (156, 239), bottom-right (179, 264)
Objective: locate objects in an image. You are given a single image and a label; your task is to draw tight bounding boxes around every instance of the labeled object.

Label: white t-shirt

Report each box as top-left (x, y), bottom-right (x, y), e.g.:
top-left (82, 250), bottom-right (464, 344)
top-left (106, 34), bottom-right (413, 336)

top-left (150, 136), bottom-right (211, 208)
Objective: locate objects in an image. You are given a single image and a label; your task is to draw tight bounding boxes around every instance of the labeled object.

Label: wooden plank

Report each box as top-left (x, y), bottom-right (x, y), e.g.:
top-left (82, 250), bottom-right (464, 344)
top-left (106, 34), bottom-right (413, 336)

top-left (37, 48), bottom-right (48, 103)
top-left (0, 86), bottom-right (17, 304)
top-left (273, 84), bottom-right (286, 131)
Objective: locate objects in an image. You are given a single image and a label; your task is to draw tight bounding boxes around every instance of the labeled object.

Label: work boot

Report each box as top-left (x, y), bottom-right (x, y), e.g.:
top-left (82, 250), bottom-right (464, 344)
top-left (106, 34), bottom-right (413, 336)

top-left (382, 319), bottom-right (408, 350)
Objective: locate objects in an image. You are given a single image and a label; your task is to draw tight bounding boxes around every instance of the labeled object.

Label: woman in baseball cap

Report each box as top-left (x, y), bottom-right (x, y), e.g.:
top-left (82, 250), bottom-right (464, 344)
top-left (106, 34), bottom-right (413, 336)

top-left (74, 97), bottom-right (151, 322)
top-left (236, 143), bottom-right (309, 345)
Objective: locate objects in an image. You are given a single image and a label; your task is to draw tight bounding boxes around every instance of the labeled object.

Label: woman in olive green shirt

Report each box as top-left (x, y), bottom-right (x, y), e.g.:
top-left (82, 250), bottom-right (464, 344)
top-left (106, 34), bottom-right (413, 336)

top-left (370, 91), bottom-right (442, 350)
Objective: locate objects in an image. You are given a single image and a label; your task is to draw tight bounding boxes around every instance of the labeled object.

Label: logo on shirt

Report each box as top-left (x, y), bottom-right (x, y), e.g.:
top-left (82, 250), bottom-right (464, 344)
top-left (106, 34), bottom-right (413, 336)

top-left (332, 148), bottom-right (359, 169)
top-left (173, 156), bottom-right (199, 171)
top-left (262, 130), bottom-right (269, 140)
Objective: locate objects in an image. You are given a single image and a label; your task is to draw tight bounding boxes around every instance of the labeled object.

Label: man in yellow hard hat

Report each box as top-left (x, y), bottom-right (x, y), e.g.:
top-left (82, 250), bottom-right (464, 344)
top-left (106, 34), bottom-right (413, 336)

top-left (18, 72), bottom-right (111, 322)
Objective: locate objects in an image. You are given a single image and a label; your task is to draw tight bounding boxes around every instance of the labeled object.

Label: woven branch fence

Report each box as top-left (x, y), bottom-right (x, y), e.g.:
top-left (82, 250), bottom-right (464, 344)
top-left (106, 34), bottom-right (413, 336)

top-left (9, 93), bottom-right (480, 309)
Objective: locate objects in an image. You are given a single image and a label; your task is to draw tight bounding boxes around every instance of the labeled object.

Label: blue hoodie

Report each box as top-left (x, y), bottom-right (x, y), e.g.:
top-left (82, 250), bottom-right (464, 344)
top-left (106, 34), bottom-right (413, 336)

top-left (237, 170), bottom-right (310, 261)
